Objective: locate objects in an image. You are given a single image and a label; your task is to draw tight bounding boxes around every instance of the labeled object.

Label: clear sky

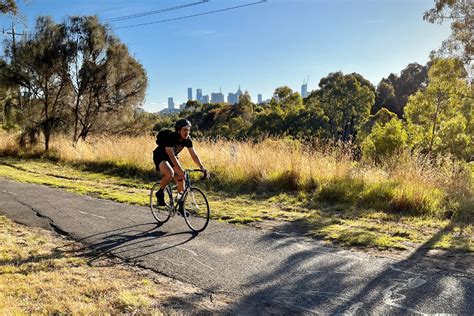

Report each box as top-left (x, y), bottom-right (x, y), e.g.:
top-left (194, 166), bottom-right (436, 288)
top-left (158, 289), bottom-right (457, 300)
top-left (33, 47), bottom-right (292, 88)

top-left (1, 0), bottom-right (451, 112)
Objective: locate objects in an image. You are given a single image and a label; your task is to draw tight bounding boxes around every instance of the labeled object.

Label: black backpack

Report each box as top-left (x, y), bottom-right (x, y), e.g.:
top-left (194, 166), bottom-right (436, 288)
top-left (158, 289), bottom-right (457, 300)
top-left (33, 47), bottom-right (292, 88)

top-left (156, 129), bottom-right (174, 146)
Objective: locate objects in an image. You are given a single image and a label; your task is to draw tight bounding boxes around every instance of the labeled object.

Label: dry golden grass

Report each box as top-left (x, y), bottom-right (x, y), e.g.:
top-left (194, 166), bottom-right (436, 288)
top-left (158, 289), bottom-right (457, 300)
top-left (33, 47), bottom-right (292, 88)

top-left (0, 129), bottom-right (19, 156)
top-left (0, 215), bottom-right (232, 314)
top-left (1, 132), bottom-right (472, 218)
top-left (0, 215), bottom-right (164, 315)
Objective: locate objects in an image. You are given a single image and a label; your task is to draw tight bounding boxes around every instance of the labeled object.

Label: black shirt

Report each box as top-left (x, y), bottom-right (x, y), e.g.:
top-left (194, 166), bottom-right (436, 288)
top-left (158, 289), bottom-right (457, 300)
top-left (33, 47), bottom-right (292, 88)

top-left (153, 131), bottom-right (193, 166)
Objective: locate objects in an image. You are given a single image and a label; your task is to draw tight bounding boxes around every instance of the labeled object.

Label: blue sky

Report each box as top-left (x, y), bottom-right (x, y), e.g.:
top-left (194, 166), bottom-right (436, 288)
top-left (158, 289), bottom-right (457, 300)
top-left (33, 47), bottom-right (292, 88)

top-left (1, 0), bottom-right (451, 112)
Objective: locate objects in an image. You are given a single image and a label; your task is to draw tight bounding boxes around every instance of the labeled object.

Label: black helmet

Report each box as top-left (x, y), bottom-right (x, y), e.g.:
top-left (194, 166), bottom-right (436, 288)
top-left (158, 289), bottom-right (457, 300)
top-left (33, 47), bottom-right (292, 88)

top-left (175, 119), bottom-right (191, 132)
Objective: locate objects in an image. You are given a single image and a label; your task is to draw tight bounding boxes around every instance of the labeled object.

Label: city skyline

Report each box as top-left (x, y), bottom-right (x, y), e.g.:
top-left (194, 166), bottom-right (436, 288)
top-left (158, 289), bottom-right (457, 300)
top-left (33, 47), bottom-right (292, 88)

top-left (2, 1), bottom-right (452, 113)
top-left (165, 84), bottom-right (275, 113)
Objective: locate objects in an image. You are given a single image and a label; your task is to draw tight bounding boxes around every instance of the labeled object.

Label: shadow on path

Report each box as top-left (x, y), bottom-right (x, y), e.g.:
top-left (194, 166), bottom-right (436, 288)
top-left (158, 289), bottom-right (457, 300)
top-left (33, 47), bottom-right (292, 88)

top-left (229, 222), bottom-right (473, 315)
top-left (56, 222), bottom-right (197, 266)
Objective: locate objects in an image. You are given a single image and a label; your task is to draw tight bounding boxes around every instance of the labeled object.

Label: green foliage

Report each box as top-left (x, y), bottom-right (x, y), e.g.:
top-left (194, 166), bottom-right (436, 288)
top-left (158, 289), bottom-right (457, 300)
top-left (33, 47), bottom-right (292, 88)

top-left (405, 58), bottom-right (472, 160)
top-left (372, 63), bottom-right (429, 117)
top-left (3, 15), bottom-right (147, 150)
top-left (424, 0), bottom-right (473, 67)
top-left (359, 107), bottom-right (398, 141)
top-left (314, 72), bottom-right (375, 141)
top-left (65, 16), bottom-right (147, 142)
top-left (361, 118), bottom-right (408, 162)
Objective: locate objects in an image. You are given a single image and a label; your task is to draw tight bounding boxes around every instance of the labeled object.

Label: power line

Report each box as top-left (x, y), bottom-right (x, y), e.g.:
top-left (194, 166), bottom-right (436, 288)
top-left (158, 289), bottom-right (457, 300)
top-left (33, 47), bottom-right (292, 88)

top-left (112, 0), bottom-right (267, 30)
top-left (104, 0), bottom-right (208, 23)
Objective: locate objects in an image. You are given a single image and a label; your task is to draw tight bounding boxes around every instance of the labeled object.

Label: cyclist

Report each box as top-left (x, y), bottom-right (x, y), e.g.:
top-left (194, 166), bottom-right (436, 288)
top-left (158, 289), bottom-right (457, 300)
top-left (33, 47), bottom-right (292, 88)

top-left (153, 119), bottom-right (208, 211)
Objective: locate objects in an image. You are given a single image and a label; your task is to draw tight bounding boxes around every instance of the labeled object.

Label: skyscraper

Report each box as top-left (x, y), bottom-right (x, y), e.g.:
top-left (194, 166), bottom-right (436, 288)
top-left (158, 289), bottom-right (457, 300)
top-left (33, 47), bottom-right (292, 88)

top-left (235, 85), bottom-right (242, 103)
top-left (227, 92), bottom-right (236, 105)
top-left (168, 97), bottom-right (174, 110)
top-left (202, 95), bottom-right (210, 104)
top-left (196, 89), bottom-right (203, 102)
top-left (187, 88), bottom-right (193, 101)
top-left (301, 83), bottom-right (308, 98)
top-left (211, 92), bottom-right (224, 103)
top-left (257, 94), bottom-right (263, 104)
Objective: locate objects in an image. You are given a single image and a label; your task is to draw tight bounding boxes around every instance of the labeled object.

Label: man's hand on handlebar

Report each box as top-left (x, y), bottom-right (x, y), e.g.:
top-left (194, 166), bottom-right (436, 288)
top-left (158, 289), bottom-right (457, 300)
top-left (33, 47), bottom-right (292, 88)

top-left (201, 167), bottom-right (210, 180)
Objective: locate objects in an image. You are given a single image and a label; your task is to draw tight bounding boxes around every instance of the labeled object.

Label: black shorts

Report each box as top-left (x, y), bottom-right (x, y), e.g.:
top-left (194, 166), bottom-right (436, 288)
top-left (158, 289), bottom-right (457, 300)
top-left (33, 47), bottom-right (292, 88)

top-left (153, 150), bottom-right (177, 170)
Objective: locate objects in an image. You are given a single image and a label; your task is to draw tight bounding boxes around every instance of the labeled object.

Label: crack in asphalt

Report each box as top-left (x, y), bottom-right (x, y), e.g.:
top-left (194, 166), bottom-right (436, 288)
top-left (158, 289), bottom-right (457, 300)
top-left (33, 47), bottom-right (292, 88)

top-left (13, 198), bottom-right (70, 237)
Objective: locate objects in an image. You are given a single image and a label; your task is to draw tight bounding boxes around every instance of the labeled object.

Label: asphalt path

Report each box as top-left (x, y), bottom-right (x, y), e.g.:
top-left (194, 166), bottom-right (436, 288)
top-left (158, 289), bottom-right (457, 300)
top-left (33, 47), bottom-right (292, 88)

top-left (0, 178), bottom-right (473, 315)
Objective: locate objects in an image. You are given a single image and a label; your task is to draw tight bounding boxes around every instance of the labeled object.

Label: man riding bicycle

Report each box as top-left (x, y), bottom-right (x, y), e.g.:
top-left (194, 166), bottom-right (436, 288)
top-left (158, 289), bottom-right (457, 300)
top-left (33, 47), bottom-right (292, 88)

top-left (153, 119), bottom-right (208, 210)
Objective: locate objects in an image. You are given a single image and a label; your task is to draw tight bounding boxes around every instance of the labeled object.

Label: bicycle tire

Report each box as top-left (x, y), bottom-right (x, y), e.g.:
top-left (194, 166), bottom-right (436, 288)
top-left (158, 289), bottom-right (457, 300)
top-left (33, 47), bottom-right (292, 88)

top-left (150, 183), bottom-right (172, 223)
top-left (183, 187), bottom-right (210, 232)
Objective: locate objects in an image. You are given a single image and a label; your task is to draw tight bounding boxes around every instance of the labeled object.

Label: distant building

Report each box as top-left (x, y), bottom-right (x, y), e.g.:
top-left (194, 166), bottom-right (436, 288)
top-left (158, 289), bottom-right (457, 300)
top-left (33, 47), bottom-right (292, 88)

top-left (235, 85), bottom-right (242, 103)
top-left (180, 102), bottom-right (186, 111)
top-left (227, 92), bottom-right (236, 105)
top-left (168, 97), bottom-right (175, 110)
top-left (301, 83), bottom-right (308, 98)
top-left (211, 92), bottom-right (224, 103)
top-left (226, 86), bottom-right (243, 105)
top-left (257, 94), bottom-right (263, 104)
top-left (202, 95), bottom-right (210, 104)
top-left (196, 89), bottom-right (203, 102)
top-left (187, 88), bottom-right (193, 101)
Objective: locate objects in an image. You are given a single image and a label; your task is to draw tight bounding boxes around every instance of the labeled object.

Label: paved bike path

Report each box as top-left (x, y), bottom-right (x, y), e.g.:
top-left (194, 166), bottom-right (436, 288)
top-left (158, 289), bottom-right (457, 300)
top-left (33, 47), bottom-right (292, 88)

top-left (0, 178), bottom-right (473, 314)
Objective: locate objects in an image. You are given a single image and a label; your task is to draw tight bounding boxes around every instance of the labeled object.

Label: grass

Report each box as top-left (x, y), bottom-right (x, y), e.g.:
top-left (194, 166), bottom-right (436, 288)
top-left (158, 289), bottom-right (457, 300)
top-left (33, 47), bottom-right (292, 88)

top-left (0, 215), bottom-right (165, 314)
top-left (0, 131), bottom-right (472, 251)
top-left (0, 157), bottom-right (472, 252)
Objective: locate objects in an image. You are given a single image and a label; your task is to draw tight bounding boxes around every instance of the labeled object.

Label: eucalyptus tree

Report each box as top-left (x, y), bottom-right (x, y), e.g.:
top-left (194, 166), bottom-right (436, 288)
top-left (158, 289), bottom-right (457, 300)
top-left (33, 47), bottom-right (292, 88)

top-left (5, 16), bottom-right (71, 150)
top-left (316, 72), bottom-right (375, 142)
top-left (65, 16), bottom-right (147, 142)
top-left (405, 58), bottom-right (472, 159)
top-left (424, 0), bottom-right (473, 70)
top-left (372, 63), bottom-right (429, 118)
top-left (5, 15), bottom-right (147, 149)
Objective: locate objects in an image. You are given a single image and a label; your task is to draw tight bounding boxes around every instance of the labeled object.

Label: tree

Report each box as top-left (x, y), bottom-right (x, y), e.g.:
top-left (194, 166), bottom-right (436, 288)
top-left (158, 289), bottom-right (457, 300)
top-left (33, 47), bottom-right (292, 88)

top-left (0, 0), bottom-right (17, 15)
top-left (0, 59), bottom-right (19, 129)
top-left (234, 91), bottom-right (254, 122)
top-left (5, 17), bottom-right (71, 150)
top-left (5, 16), bottom-right (147, 148)
top-left (372, 63), bottom-right (429, 117)
top-left (359, 107), bottom-right (398, 142)
top-left (65, 16), bottom-right (147, 142)
top-left (424, 0), bottom-right (473, 70)
top-left (372, 81), bottom-right (396, 115)
top-left (405, 58), bottom-right (472, 159)
top-left (361, 117), bottom-right (408, 162)
top-left (316, 72), bottom-right (375, 142)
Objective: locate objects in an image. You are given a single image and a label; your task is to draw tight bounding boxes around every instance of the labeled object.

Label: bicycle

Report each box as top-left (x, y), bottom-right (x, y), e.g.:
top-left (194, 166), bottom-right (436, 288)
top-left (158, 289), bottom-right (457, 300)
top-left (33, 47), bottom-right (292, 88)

top-left (150, 169), bottom-right (210, 232)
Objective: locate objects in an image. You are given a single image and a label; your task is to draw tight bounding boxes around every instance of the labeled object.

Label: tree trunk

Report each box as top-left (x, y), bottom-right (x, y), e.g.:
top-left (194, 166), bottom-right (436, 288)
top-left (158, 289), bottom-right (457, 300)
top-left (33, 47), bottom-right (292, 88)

top-left (44, 126), bottom-right (50, 151)
top-left (429, 90), bottom-right (442, 153)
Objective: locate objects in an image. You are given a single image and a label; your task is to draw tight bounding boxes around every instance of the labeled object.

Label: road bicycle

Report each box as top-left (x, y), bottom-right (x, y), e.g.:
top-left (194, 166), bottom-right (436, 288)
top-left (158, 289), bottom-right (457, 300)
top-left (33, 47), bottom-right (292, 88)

top-left (150, 169), bottom-right (210, 232)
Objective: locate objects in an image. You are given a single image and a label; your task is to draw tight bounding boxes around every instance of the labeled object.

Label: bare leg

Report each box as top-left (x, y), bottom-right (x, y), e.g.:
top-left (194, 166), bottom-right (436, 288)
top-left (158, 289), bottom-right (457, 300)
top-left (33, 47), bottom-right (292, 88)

top-left (173, 166), bottom-right (185, 193)
top-left (159, 161), bottom-right (174, 189)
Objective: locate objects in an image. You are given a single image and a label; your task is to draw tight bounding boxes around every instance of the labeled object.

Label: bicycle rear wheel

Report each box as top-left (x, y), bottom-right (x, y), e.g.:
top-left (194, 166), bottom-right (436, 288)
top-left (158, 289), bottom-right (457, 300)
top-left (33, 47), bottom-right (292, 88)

top-left (183, 187), bottom-right (210, 232)
top-left (150, 183), bottom-right (172, 223)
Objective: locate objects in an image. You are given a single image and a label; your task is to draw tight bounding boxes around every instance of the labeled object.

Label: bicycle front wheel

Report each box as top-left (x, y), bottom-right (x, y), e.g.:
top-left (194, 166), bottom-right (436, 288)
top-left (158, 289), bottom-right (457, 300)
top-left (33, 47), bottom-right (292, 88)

top-left (183, 187), bottom-right (210, 232)
top-left (150, 183), bottom-right (172, 224)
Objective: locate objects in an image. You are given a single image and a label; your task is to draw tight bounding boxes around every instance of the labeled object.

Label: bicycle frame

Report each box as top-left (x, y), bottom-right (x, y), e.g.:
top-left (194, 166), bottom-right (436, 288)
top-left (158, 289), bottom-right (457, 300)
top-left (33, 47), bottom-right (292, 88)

top-left (166, 169), bottom-right (200, 216)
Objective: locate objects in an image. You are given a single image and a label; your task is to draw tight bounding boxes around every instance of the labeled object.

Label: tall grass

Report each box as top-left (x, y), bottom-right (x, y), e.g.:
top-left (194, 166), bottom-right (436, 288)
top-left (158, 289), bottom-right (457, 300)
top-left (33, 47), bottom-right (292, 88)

top-left (0, 131), bottom-right (472, 219)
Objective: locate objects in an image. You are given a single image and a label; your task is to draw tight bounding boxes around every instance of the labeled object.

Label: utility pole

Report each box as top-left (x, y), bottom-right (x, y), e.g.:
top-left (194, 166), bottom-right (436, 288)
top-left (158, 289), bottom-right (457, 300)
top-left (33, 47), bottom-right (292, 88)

top-left (2, 21), bottom-right (27, 124)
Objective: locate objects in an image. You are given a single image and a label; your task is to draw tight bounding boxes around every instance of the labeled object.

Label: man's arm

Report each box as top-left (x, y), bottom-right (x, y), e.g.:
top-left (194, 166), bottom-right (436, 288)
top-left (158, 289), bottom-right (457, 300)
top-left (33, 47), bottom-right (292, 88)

top-left (188, 147), bottom-right (205, 170)
top-left (165, 147), bottom-right (184, 174)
